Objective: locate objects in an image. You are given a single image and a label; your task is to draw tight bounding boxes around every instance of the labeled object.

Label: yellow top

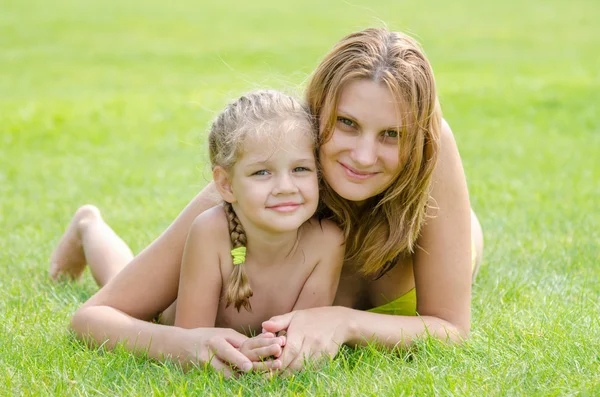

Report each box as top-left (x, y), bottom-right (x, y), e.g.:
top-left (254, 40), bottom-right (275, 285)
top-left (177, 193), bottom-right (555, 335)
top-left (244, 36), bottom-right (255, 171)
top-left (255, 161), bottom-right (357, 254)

top-left (231, 247), bottom-right (247, 265)
top-left (368, 238), bottom-right (477, 316)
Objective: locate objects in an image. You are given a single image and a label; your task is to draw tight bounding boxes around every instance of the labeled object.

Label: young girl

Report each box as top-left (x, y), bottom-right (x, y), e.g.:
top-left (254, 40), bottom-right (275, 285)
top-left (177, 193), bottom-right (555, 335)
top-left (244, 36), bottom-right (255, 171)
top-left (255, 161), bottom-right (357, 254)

top-left (173, 89), bottom-right (344, 365)
top-left (56, 90), bottom-right (344, 373)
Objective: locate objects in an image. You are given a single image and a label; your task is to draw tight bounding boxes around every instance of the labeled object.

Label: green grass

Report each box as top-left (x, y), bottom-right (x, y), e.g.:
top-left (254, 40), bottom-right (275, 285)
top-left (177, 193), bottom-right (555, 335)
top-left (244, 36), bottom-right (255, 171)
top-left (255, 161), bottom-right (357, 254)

top-left (1, 0), bottom-right (599, 395)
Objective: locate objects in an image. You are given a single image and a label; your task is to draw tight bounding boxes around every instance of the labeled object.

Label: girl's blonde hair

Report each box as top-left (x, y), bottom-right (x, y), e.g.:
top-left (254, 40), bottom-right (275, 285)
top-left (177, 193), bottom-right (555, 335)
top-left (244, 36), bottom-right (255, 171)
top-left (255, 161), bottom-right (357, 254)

top-left (208, 90), bottom-right (315, 311)
top-left (306, 28), bottom-right (442, 276)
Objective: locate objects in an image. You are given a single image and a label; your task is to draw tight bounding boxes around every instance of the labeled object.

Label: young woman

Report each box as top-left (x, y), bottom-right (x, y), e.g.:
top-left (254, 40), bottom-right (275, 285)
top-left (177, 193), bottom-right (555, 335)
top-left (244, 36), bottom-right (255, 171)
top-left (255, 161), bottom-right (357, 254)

top-left (55, 27), bottom-right (483, 375)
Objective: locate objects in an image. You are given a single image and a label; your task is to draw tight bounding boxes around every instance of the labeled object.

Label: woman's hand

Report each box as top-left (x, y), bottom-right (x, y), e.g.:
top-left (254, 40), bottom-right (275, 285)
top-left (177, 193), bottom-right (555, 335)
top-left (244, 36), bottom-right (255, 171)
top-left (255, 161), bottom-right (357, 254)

top-left (261, 307), bottom-right (351, 372)
top-left (175, 327), bottom-right (253, 377)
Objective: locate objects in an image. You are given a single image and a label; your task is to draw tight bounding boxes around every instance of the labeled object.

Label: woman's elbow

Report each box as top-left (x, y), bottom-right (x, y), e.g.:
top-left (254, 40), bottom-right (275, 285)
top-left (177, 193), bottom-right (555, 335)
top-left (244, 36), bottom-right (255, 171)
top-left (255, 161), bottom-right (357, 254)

top-left (426, 316), bottom-right (470, 344)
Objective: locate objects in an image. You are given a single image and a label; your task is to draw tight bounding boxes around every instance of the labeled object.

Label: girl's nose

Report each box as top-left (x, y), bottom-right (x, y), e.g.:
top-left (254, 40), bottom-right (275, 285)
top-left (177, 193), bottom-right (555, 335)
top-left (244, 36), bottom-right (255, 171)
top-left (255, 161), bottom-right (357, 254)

top-left (273, 173), bottom-right (298, 195)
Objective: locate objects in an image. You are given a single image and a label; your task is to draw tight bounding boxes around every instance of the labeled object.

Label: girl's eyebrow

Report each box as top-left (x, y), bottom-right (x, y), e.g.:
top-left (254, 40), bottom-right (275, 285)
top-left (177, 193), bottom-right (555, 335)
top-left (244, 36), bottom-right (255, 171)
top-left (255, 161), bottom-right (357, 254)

top-left (245, 160), bottom-right (270, 167)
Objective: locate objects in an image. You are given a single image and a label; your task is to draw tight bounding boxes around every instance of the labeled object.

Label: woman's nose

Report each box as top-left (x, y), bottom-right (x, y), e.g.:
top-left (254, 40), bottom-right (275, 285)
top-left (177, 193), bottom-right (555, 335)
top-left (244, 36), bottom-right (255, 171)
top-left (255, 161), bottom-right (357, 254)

top-left (350, 135), bottom-right (378, 167)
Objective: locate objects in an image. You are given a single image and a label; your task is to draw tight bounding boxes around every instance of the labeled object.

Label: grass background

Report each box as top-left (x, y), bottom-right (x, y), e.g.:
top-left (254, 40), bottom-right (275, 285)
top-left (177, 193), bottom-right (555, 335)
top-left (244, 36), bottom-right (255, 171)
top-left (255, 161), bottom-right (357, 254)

top-left (1, 0), bottom-right (599, 395)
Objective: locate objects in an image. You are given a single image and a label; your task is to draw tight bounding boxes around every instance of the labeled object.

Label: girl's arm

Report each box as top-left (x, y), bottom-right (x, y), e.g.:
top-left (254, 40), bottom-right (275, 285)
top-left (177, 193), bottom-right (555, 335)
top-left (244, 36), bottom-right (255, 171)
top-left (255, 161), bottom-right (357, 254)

top-left (70, 182), bottom-right (257, 374)
top-left (263, 121), bottom-right (473, 369)
top-left (292, 220), bottom-right (345, 311)
top-left (174, 209), bottom-right (225, 329)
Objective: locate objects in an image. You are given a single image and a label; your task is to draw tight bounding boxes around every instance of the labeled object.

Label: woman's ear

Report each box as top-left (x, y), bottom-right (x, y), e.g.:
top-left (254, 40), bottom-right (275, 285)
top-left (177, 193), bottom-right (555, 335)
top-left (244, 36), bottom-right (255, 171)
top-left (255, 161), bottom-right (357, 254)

top-left (213, 166), bottom-right (236, 203)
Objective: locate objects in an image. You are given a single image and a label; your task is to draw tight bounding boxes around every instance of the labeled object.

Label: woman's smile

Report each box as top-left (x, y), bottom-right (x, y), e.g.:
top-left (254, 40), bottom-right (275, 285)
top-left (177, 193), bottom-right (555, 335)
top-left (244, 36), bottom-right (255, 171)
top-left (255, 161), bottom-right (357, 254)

top-left (338, 161), bottom-right (379, 181)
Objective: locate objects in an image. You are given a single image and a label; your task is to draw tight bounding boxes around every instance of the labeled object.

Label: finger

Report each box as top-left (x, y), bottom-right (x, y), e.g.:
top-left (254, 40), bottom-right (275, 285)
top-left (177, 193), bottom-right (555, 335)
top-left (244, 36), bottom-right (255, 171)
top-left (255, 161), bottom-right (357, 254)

top-left (207, 356), bottom-right (234, 379)
top-left (278, 336), bottom-right (304, 370)
top-left (250, 345), bottom-right (282, 360)
top-left (286, 351), bottom-right (305, 372)
top-left (245, 336), bottom-right (284, 351)
top-left (223, 330), bottom-right (249, 349)
top-left (209, 337), bottom-right (253, 372)
top-left (251, 359), bottom-right (282, 372)
top-left (272, 335), bottom-right (286, 358)
top-left (262, 312), bottom-right (295, 334)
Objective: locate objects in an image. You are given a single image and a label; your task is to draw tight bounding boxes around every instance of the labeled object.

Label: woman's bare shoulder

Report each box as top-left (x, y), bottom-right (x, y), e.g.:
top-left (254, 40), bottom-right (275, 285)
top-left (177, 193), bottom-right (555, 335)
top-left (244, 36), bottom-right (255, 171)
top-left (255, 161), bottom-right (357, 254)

top-left (189, 205), bottom-right (229, 237)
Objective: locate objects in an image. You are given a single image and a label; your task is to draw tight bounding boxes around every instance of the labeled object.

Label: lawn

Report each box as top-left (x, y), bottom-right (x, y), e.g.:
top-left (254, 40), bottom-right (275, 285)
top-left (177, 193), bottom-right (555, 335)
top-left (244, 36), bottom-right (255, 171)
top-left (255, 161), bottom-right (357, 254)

top-left (1, 0), bottom-right (599, 395)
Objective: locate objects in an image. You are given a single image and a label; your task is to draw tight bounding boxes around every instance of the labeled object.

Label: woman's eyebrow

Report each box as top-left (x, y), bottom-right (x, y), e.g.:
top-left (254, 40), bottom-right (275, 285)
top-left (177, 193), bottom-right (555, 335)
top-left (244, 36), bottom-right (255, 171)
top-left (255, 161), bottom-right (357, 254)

top-left (337, 108), bottom-right (402, 131)
top-left (336, 108), bottom-right (358, 121)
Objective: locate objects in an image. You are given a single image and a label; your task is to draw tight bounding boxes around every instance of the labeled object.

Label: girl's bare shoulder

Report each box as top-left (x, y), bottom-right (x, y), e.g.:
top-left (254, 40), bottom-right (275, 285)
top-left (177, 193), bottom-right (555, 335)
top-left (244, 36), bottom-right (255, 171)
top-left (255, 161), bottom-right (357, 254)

top-left (300, 218), bottom-right (345, 247)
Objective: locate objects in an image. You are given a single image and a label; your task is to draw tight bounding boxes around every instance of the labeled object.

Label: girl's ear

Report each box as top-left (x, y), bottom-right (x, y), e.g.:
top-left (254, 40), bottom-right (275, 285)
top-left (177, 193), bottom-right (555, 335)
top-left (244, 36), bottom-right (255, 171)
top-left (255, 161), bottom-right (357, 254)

top-left (213, 166), bottom-right (236, 203)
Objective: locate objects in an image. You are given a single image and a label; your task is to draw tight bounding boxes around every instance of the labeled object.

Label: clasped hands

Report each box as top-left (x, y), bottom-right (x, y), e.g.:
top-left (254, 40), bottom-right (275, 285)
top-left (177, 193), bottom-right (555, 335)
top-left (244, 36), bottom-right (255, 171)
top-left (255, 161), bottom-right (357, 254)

top-left (199, 307), bottom-right (347, 378)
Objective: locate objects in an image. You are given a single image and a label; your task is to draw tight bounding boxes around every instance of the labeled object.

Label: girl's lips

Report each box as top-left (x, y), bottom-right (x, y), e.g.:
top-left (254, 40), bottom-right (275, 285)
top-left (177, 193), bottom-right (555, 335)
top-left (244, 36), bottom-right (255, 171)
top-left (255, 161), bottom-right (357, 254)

top-left (339, 162), bottom-right (377, 180)
top-left (267, 203), bottom-right (301, 213)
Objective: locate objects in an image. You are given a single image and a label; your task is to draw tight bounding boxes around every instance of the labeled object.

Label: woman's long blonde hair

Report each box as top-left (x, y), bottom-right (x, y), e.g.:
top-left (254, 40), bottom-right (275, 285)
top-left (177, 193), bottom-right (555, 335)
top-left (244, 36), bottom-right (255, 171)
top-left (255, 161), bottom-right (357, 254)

top-left (208, 90), bottom-right (315, 311)
top-left (306, 28), bottom-right (442, 276)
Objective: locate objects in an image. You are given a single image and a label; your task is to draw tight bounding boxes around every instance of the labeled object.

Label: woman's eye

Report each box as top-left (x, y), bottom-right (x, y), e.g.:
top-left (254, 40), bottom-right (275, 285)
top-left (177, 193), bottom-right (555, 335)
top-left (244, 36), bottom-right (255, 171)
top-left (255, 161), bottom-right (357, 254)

top-left (337, 117), bottom-right (355, 127)
top-left (252, 170), bottom-right (270, 176)
top-left (383, 130), bottom-right (399, 139)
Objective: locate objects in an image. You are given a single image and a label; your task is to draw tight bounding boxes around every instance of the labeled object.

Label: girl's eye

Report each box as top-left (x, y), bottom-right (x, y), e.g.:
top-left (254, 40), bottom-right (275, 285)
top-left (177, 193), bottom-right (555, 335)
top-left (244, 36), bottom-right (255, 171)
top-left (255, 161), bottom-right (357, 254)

top-left (293, 166), bottom-right (311, 173)
top-left (337, 117), bottom-right (355, 128)
top-left (252, 170), bottom-right (270, 176)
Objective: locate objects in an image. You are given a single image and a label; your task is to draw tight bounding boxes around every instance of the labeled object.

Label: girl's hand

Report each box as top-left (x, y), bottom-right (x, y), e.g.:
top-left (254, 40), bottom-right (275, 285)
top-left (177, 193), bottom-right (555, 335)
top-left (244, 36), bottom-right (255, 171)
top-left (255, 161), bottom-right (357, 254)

top-left (238, 332), bottom-right (285, 371)
top-left (261, 307), bottom-right (350, 372)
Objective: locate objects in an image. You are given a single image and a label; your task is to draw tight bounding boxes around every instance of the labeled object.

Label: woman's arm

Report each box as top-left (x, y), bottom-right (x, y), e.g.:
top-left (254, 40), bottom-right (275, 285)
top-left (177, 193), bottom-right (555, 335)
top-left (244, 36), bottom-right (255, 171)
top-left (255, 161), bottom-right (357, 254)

top-left (412, 119), bottom-right (472, 337)
top-left (70, 182), bottom-right (257, 374)
top-left (292, 221), bottom-right (345, 311)
top-left (174, 209), bottom-right (225, 329)
top-left (71, 306), bottom-right (251, 375)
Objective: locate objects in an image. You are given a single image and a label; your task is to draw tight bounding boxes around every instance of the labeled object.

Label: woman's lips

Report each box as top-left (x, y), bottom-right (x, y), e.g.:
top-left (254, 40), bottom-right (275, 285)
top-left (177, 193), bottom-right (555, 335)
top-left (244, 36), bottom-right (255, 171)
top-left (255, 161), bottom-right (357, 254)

top-left (339, 162), bottom-right (377, 180)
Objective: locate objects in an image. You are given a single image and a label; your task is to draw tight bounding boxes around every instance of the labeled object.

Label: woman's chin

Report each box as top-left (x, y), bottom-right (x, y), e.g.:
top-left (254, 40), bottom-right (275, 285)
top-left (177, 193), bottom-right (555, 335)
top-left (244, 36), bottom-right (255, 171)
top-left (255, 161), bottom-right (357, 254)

top-left (330, 184), bottom-right (376, 203)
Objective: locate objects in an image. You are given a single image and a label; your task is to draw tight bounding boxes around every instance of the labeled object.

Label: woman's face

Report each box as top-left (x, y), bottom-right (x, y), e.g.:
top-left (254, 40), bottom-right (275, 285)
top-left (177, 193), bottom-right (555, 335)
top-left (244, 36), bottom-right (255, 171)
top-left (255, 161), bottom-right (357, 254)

top-left (319, 79), bottom-right (402, 203)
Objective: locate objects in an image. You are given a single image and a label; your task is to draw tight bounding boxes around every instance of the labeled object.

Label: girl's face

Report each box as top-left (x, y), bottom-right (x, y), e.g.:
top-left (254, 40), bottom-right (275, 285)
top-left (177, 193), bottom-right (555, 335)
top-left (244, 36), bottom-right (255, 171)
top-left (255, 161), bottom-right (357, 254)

top-left (319, 79), bottom-right (402, 204)
top-left (227, 126), bottom-right (319, 234)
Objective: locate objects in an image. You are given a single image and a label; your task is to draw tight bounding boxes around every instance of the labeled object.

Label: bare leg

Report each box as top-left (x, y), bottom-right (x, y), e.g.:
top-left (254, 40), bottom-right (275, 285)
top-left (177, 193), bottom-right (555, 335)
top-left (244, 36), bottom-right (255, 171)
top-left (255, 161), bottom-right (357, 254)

top-left (470, 208), bottom-right (484, 282)
top-left (50, 205), bottom-right (134, 287)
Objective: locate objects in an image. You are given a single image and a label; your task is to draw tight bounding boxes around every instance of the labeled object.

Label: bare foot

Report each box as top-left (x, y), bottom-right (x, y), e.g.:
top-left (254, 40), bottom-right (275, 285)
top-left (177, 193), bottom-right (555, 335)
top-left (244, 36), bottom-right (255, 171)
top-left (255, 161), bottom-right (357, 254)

top-left (50, 205), bottom-right (101, 281)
